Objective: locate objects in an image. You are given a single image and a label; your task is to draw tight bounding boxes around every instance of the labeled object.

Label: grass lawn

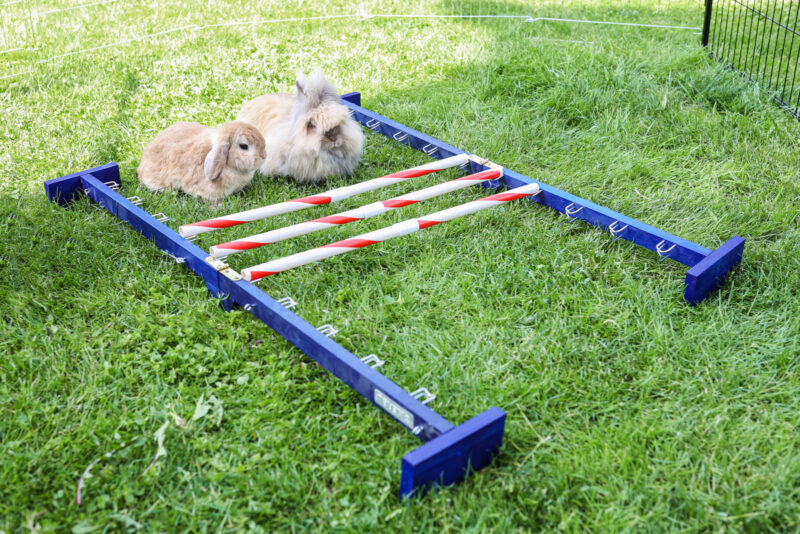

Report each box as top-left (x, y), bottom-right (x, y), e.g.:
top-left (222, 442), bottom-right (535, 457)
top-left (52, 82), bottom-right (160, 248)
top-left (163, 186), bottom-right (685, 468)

top-left (3, 0), bottom-right (800, 531)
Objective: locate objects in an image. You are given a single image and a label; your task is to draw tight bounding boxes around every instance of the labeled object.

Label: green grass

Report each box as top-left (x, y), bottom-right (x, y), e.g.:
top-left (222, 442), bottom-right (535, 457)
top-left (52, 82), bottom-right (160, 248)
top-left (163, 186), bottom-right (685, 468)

top-left (2, 0), bottom-right (800, 531)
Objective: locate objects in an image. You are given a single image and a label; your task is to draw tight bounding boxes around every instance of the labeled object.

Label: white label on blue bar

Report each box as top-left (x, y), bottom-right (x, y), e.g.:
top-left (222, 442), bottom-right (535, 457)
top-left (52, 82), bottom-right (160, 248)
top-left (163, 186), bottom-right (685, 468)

top-left (374, 389), bottom-right (414, 429)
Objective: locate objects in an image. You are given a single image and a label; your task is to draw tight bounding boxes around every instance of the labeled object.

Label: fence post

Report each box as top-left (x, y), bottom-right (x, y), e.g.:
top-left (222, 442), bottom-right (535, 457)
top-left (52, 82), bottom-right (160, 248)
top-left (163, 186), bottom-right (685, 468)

top-left (702, 0), bottom-right (713, 46)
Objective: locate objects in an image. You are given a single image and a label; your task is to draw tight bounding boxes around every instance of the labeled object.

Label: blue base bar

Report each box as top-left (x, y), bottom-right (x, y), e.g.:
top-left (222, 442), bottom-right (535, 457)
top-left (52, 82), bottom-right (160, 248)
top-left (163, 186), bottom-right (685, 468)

top-left (684, 236), bottom-right (745, 306)
top-left (44, 165), bottom-right (505, 500)
top-left (341, 91), bottom-right (745, 305)
top-left (401, 407), bottom-right (506, 499)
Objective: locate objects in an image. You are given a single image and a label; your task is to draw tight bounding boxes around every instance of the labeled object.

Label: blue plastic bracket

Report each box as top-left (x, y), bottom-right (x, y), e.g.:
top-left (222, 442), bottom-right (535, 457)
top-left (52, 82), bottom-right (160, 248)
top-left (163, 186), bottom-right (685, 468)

top-left (340, 92), bottom-right (745, 305)
top-left (44, 167), bottom-right (505, 500)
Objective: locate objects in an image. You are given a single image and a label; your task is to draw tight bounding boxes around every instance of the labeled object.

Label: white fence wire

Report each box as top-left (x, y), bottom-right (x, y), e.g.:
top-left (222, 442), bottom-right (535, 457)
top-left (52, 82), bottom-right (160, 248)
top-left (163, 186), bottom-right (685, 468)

top-left (2, 1), bottom-right (702, 83)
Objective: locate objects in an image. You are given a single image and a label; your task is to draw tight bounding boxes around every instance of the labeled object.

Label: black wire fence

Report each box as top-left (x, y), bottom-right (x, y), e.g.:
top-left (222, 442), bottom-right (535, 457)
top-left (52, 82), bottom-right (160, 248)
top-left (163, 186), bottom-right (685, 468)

top-left (703, 0), bottom-right (800, 120)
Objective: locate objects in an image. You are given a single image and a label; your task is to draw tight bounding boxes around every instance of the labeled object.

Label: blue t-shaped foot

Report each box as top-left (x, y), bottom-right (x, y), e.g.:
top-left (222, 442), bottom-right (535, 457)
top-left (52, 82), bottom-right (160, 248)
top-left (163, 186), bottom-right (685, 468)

top-left (400, 407), bottom-right (506, 499)
top-left (684, 236), bottom-right (745, 305)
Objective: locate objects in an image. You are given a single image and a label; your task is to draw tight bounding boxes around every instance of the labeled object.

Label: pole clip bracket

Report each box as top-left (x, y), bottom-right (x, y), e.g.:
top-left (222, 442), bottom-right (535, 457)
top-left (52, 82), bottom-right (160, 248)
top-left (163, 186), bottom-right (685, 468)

top-left (468, 154), bottom-right (504, 176)
top-left (205, 256), bottom-right (242, 281)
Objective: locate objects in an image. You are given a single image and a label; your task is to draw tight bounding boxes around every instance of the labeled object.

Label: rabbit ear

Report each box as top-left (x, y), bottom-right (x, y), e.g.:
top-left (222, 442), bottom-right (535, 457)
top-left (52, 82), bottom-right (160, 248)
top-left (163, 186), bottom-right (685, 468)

top-left (295, 70), bottom-right (308, 96)
top-left (294, 70), bottom-right (337, 110)
top-left (204, 140), bottom-right (230, 181)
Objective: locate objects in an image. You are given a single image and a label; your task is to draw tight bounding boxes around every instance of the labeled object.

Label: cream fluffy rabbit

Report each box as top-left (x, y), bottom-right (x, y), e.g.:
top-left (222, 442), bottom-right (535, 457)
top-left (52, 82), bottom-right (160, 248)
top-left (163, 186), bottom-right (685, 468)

top-left (137, 121), bottom-right (266, 202)
top-left (237, 70), bottom-right (363, 184)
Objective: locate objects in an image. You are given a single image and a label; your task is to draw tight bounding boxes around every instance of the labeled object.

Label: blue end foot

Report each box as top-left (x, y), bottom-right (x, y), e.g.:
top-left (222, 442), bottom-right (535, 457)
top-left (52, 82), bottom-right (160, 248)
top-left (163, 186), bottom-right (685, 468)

top-left (44, 163), bottom-right (120, 206)
top-left (400, 407), bottom-right (505, 500)
top-left (340, 92), bottom-right (361, 106)
top-left (684, 236), bottom-right (745, 305)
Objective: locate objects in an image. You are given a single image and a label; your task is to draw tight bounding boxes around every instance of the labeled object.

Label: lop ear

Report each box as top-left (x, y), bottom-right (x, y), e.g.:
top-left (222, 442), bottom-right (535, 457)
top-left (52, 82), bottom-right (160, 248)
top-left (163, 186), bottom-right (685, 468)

top-left (204, 140), bottom-right (230, 181)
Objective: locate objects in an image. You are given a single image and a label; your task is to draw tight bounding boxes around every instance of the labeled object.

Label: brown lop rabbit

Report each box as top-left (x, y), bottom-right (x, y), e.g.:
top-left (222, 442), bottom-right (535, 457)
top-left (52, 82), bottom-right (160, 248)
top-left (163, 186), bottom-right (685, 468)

top-left (237, 70), bottom-right (363, 184)
top-left (137, 121), bottom-right (267, 202)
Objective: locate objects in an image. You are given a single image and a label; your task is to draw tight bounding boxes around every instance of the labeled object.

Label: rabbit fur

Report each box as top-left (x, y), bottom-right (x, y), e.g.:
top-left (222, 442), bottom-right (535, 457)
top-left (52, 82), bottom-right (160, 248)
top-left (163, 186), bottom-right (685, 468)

top-left (237, 70), bottom-right (363, 184)
top-left (137, 121), bottom-right (266, 202)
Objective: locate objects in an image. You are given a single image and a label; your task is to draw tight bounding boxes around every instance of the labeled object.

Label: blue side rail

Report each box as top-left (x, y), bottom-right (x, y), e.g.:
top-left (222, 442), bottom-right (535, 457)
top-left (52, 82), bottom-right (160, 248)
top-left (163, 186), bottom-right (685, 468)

top-left (44, 166), bottom-right (506, 500)
top-left (341, 92), bottom-right (745, 305)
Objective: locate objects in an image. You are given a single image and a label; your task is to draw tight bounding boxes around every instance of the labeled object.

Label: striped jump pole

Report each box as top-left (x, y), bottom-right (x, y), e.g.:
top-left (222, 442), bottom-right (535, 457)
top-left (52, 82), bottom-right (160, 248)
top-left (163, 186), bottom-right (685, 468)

top-left (178, 154), bottom-right (471, 239)
top-left (241, 183), bottom-right (540, 282)
top-left (209, 168), bottom-right (503, 258)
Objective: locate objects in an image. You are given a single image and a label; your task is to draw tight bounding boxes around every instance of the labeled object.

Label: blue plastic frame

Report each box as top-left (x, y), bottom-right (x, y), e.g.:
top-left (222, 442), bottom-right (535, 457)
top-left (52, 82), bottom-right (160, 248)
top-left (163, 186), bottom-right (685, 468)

top-left (45, 166), bottom-right (505, 501)
top-left (340, 92), bottom-right (745, 305)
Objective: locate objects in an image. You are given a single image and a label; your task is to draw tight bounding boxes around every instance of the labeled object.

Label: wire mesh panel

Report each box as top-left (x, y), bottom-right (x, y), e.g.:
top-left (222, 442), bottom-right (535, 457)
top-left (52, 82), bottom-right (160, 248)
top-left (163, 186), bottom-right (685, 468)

top-left (704, 0), bottom-right (800, 120)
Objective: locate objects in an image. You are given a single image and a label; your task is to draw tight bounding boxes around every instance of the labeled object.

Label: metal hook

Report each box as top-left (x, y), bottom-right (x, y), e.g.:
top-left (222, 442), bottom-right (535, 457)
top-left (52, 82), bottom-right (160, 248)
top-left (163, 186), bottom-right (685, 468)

top-left (422, 144), bottom-right (439, 155)
top-left (608, 220), bottom-right (629, 240)
top-left (392, 131), bottom-right (409, 143)
top-left (360, 354), bottom-right (385, 369)
top-left (103, 180), bottom-right (120, 191)
top-left (316, 324), bottom-right (338, 337)
top-left (365, 118), bottom-right (381, 130)
top-left (277, 296), bottom-right (297, 310)
top-left (152, 212), bottom-right (169, 223)
top-left (162, 250), bottom-right (185, 264)
top-left (564, 203), bottom-right (583, 219)
top-left (656, 240), bottom-right (676, 260)
top-left (126, 195), bottom-right (143, 206)
top-left (410, 387), bottom-right (436, 405)
top-left (243, 304), bottom-right (255, 312)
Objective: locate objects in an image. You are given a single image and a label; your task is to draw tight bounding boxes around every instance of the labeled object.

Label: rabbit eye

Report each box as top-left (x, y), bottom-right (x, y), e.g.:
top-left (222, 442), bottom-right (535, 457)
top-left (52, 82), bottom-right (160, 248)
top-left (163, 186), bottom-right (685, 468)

top-left (325, 127), bottom-right (339, 140)
top-left (306, 120), bottom-right (316, 131)
top-left (239, 143), bottom-right (248, 150)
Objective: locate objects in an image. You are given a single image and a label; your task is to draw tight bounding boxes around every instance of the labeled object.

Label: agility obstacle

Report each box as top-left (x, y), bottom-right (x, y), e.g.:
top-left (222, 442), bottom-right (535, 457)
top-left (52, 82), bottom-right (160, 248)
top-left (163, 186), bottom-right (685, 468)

top-left (45, 91), bottom-right (745, 501)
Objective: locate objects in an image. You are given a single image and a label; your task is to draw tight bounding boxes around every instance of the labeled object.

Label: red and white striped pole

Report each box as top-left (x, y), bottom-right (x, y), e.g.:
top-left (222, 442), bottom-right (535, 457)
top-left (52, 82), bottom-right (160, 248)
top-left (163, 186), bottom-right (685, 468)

top-left (241, 183), bottom-right (540, 282)
top-left (178, 154), bottom-right (471, 239)
top-left (209, 168), bottom-right (502, 258)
